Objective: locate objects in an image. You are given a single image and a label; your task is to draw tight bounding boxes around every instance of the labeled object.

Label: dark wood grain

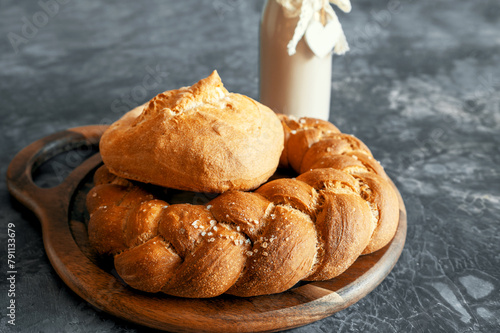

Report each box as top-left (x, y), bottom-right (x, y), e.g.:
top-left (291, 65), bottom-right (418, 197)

top-left (6, 125), bottom-right (407, 333)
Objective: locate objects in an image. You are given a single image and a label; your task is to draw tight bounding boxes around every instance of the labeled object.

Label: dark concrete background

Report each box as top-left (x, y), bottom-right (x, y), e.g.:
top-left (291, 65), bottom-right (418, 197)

top-left (1, 0), bottom-right (499, 332)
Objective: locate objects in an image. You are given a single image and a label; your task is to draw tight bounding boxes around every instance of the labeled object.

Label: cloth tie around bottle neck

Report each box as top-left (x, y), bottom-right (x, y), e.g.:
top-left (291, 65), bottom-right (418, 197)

top-left (276, 0), bottom-right (351, 56)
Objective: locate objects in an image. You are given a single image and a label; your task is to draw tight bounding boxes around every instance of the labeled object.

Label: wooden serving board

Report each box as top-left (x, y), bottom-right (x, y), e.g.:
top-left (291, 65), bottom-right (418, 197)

top-left (6, 126), bottom-right (407, 333)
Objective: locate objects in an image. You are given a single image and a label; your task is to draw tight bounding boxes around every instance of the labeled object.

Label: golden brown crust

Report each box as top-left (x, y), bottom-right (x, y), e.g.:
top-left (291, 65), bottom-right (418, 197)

top-left (227, 205), bottom-right (317, 297)
top-left (99, 71), bottom-right (284, 193)
top-left (255, 178), bottom-right (318, 217)
top-left (87, 114), bottom-right (399, 298)
top-left (305, 191), bottom-right (374, 280)
top-left (355, 173), bottom-right (399, 254)
top-left (114, 236), bottom-right (181, 293)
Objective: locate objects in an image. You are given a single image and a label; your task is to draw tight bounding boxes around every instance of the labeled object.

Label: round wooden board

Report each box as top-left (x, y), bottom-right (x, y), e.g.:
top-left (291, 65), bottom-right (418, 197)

top-left (7, 126), bottom-right (407, 333)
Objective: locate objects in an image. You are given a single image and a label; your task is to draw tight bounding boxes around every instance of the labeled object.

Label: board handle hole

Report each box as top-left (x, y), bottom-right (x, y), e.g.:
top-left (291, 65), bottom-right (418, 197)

top-left (32, 142), bottom-right (99, 189)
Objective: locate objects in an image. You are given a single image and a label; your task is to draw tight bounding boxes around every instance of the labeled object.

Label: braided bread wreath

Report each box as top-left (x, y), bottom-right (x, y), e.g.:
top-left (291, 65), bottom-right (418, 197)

top-left (87, 76), bottom-right (399, 298)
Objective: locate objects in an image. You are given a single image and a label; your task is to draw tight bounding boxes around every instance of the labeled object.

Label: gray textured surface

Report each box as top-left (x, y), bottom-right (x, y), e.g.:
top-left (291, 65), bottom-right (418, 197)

top-left (1, 0), bottom-right (499, 332)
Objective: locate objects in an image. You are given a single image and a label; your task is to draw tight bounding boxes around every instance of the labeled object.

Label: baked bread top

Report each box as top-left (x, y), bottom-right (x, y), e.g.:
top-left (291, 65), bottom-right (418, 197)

top-left (100, 71), bottom-right (284, 193)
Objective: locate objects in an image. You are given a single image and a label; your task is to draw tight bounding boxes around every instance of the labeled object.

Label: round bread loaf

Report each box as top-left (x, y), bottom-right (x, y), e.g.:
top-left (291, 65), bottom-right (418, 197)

top-left (87, 115), bottom-right (399, 298)
top-left (100, 71), bottom-right (284, 193)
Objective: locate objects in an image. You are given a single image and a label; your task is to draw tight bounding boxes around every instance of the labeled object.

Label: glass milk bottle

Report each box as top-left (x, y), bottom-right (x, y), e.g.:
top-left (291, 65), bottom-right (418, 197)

top-left (259, 0), bottom-right (350, 121)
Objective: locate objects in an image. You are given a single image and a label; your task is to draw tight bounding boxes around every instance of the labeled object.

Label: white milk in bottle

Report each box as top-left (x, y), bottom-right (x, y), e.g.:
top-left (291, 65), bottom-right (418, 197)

top-left (259, 0), bottom-right (351, 121)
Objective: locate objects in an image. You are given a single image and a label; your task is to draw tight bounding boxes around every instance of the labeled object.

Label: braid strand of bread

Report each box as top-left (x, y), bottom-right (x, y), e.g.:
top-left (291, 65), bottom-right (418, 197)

top-left (87, 115), bottom-right (399, 298)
